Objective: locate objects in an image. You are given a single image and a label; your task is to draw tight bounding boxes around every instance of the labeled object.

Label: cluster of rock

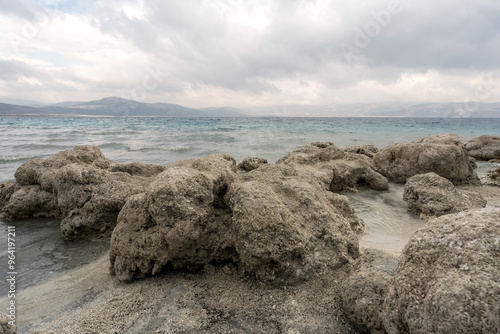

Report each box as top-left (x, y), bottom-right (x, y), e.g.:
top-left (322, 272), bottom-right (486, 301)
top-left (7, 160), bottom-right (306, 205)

top-left (110, 142), bottom-right (385, 284)
top-left (0, 146), bottom-right (166, 239)
top-left (1, 133), bottom-right (499, 333)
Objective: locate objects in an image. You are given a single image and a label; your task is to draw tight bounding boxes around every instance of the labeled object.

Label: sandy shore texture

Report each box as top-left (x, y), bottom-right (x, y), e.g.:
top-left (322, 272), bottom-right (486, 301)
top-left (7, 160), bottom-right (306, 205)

top-left (16, 251), bottom-right (358, 334)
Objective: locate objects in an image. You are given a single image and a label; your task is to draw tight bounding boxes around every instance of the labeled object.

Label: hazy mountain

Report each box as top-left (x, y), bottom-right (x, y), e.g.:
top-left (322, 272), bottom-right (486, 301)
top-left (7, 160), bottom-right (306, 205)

top-left (1, 98), bottom-right (499, 117)
top-left (0, 97), bottom-right (247, 117)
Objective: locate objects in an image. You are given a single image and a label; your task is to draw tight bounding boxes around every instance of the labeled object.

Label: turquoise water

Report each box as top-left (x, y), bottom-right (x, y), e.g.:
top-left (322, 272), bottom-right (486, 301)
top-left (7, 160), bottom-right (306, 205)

top-left (1, 116), bottom-right (500, 183)
top-left (0, 116), bottom-right (499, 300)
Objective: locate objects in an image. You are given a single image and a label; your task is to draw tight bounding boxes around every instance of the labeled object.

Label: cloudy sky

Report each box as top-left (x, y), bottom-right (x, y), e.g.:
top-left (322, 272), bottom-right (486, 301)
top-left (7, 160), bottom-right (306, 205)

top-left (0, 0), bottom-right (499, 108)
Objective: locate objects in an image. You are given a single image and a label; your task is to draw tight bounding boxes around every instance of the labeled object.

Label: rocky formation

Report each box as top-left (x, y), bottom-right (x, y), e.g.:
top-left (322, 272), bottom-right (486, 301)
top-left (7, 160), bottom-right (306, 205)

top-left (412, 133), bottom-right (464, 146)
top-left (340, 249), bottom-right (399, 334)
top-left (110, 152), bottom-right (363, 285)
top-left (383, 208), bottom-right (500, 334)
top-left (345, 144), bottom-right (379, 158)
top-left (403, 172), bottom-right (487, 218)
top-left (0, 146), bottom-right (166, 239)
top-left (0, 312), bottom-right (15, 334)
top-left (484, 166), bottom-right (500, 186)
top-left (465, 135), bottom-right (500, 160)
top-left (277, 142), bottom-right (389, 192)
top-left (373, 140), bottom-right (479, 184)
top-left (237, 157), bottom-right (268, 171)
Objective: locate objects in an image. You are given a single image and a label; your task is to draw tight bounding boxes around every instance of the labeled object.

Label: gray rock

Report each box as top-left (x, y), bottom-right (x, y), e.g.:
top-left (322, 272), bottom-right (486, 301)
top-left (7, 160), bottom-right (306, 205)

top-left (110, 154), bottom-right (238, 281)
top-left (412, 133), bottom-right (464, 146)
top-left (465, 135), bottom-right (500, 160)
top-left (110, 154), bottom-right (363, 285)
top-left (1, 146), bottom-right (166, 240)
top-left (403, 172), bottom-right (487, 218)
top-left (237, 157), bottom-right (268, 171)
top-left (484, 166), bottom-right (500, 186)
top-left (373, 142), bottom-right (479, 184)
top-left (340, 249), bottom-right (399, 334)
top-left (345, 145), bottom-right (379, 158)
top-left (277, 142), bottom-right (389, 192)
top-left (383, 208), bottom-right (500, 334)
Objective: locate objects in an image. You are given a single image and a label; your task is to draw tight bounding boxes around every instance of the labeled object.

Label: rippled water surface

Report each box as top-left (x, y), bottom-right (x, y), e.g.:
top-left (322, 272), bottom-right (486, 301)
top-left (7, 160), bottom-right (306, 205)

top-left (0, 116), bottom-right (499, 295)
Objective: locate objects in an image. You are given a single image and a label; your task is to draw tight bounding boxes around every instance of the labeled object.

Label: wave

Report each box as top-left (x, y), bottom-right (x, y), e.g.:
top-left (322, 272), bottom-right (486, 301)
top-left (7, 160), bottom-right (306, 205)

top-left (126, 144), bottom-right (191, 152)
top-left (12, 143), bottom-right (71, 150)
top-left (0, 155), bottom-right (44, 163)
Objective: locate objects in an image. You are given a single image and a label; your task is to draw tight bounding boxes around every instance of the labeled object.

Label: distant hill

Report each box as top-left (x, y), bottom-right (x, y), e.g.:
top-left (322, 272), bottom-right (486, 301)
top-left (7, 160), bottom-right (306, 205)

top-left (1, 98), bottom-right (499, 117)
top-left (0, 97), bottom-right (247, 117)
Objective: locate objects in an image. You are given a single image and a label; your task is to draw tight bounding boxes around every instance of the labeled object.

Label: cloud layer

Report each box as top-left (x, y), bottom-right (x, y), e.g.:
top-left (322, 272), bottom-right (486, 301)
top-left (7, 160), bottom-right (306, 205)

top-left (1, 0), bottom-right (499, 108)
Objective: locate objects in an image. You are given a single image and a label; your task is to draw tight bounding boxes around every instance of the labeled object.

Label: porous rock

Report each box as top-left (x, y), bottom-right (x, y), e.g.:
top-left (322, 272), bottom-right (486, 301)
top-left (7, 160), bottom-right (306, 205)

top-left (340, 249), bottom-right (398, 334)
top-left (383, 208), bottom-right (500, 334)
top-left (403, 172), bottom-right (487, 218)
top-left (345, 145), bottom-right (379, 158)
top-left (484, 166), bottom-right (500, 186)
top-left (237, 157), bottom-right (268, 171)
top-left (373, 141), bottom-right (479, 184)
top-left (465, 135), bottom-right (500, 160)
top-left (412, 133), bottom-right (464, 146)
top-left (277, 142), bottom-right (389, 192)
top-left (110, 153), bottom-right (363, 285)
top-left (0, 312), bottom-right (15, 334)
top-left (0, 146), bottom-right (166, 239)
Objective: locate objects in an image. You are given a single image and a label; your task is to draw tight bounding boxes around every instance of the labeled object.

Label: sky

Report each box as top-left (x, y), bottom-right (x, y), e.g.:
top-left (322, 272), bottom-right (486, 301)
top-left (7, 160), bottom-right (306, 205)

top-left (0, 0), bottom-right (499, 108)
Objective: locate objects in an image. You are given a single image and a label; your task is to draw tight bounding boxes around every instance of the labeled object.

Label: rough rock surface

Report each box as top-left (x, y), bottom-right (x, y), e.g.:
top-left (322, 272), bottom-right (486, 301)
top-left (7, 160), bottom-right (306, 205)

top-left (484, 166), bottom-right (500, 186)
top-left (412, 133), bottom-right (464, 146)
top-left (277, 142), bottom-right (389, 192)
top-left (403, 172), bottom-right (487, 218)
top-left (237, 157), bottom-right (268, 171)
top-left (340, 249), bottom-right (398, 334)
top-left (465, 135), bottom-right (500, 160)
top-left (383, 208), bottom-right (500, 334)
top-left (110, 151), bottom-right (364, 285)
top-left (373, 141), bottom-right (479, 184)
top-left (0, 146), bottom-right (166, 239)
top-left (0, 312), bottom-right (15, 334)
top-left (344, 145), bottom-right (379, 158)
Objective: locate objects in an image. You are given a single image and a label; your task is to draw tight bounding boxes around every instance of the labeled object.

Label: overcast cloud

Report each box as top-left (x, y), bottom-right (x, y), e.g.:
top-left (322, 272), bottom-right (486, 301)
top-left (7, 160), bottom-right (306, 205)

top-left (0, 0), bottom-right (499, 108)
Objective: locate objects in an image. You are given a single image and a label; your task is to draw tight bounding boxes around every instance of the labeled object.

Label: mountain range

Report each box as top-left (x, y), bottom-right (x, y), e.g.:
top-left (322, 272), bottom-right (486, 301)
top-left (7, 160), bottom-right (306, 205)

top-left (0, 97), bottom-right (499, 117)
top-left (0, 97), bottom-right (245, 117)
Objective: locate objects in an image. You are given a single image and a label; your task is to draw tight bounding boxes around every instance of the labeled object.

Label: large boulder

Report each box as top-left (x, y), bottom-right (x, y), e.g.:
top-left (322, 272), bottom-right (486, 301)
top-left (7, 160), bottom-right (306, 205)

top-left (0, 146), bottom-right (166, 240)
top-left (465, 135), bottom-right (500, 160)
top-left (373, 142), bottom-right (479, 184)
top-left (276, 142), bottom-right (389, 192)
top-left (0, 312), bottom-right (15, 334)
top-left (383, 208), bottom-right (500, 334)
top-left (340, 249), bottom-right (399, 334)
top-left (110, 154), bottom-right (364, 285)
top-left (110, 154), bottom-right (239, 281)
top-left (403, 172), bottom-right (487, 218)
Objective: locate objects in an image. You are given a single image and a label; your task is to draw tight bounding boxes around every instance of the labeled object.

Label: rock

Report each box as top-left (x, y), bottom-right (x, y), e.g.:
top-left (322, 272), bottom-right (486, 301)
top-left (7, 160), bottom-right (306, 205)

top-left (110, 154), bottom-right (363, 285)
top-left (0, 146), bottom-right (166, 240)
top-left (237, 157), bottom-right (268, 171)
top-left (2, 185), bottom-right (60, 220)
top-left (383, 208), bottom-right (500, 334)
top-left (0, 312), bottom-right (15, 334)
top-left (227, 164), bottom-right (361, 284)
top-left (484, 166), bottom-right (500, 186)
top-left (340, 249), bottom-right (399, 334)
top-left (110, 154), bottom-right (238, 281)
top-left (403, 172), bottom-right (487, 218)
top-left (277, 142), bottom-right (389, 192)
top-left (412, 133), bottom-right (464, 146)
top-left (373, 142), bottom-right (479, 184)
top-left (345, 145), bottom-right (379, 158)
top-left (465, 135), bottom-right (500, 160)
